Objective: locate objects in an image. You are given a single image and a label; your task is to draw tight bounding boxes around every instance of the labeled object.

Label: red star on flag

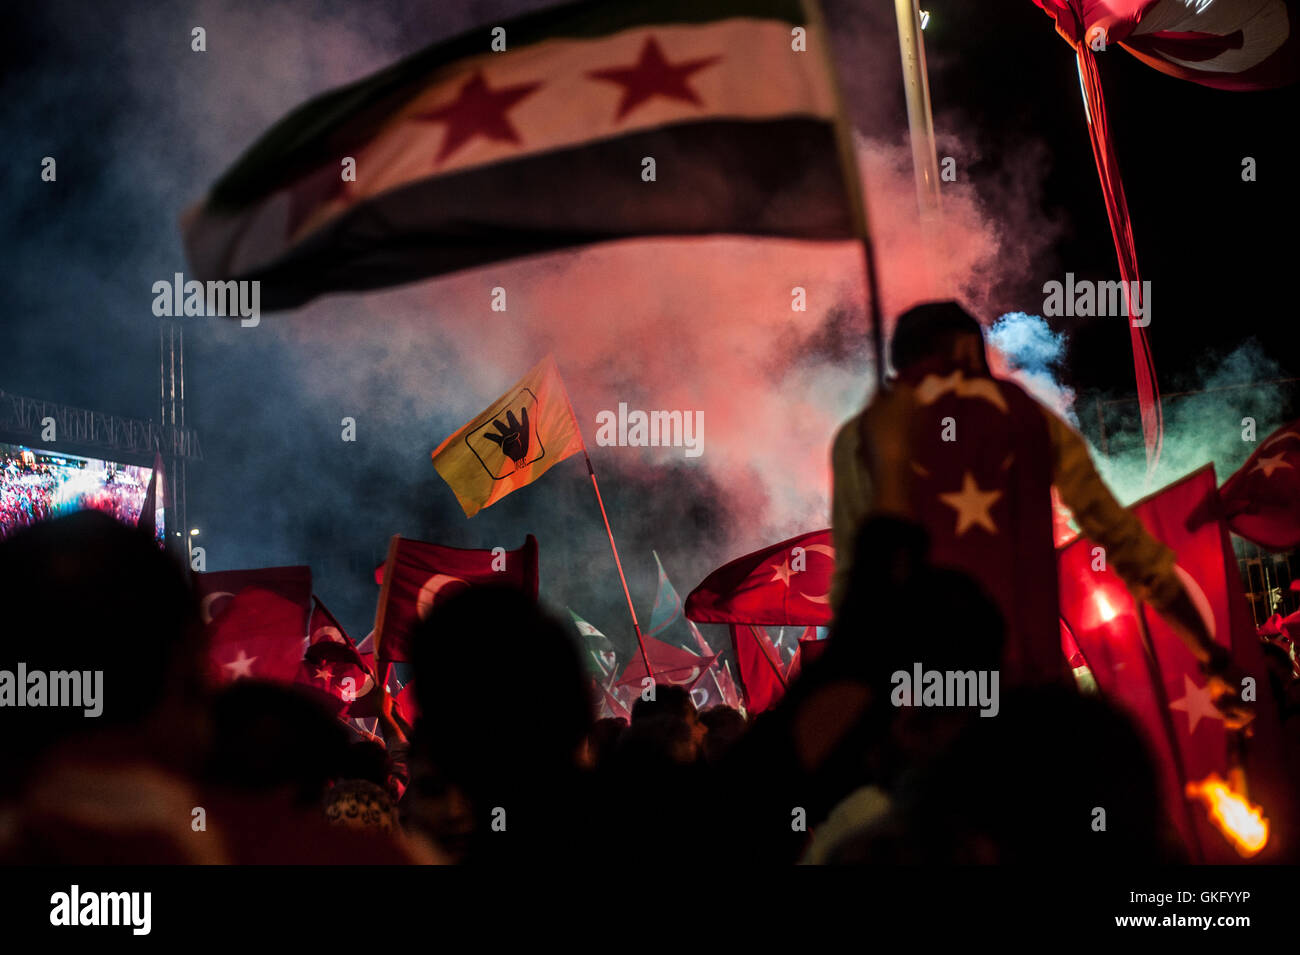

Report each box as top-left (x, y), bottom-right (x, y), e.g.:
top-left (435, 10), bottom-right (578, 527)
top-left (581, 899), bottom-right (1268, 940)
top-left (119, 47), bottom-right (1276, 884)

top-left (413, 71), bottom-right (542, 164)
top-left (588, 37), bottom-right (720, 121)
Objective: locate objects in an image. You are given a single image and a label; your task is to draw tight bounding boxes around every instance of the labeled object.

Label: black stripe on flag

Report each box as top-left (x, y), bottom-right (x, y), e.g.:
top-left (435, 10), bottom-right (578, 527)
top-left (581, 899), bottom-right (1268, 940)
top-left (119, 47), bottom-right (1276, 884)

top-left (220, 117), bottom-right (851, 311)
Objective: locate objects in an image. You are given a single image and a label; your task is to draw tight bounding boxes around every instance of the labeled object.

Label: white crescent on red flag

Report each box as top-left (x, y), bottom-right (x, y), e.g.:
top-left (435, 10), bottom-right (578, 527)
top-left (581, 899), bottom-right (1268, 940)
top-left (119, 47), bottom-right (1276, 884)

top-left (1034, 0), bottom-right (1299, 89)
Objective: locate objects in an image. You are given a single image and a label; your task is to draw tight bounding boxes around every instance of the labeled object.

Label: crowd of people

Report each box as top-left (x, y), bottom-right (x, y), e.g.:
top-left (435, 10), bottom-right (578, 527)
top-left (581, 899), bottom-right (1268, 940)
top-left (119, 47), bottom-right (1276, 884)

top-left (1, 508), bottom-right (1294, 865)
top-left (0, 449), bottom-right (151, 537)
top-left (1, 303), bottom-right (1296, 865)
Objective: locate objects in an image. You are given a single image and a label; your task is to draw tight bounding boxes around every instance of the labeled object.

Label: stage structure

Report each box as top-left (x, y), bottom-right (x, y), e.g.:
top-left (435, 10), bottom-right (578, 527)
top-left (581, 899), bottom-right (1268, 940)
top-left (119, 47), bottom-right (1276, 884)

top-left (0, 325), bottom-right (201, 561)
top-left (159, 320), bottom-right (199, 563)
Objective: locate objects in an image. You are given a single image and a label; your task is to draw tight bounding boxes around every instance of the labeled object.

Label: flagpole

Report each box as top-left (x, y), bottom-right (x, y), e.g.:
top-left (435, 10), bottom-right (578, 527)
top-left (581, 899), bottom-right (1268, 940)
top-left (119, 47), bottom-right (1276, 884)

top-left (370, 534), bottom-right (401, 698)
top-left (804, 0), bottom-right (888, 392)
top-left (585, 451), bottom-right (654, 683)
top-left (893, 0), bottom-right (947, 296)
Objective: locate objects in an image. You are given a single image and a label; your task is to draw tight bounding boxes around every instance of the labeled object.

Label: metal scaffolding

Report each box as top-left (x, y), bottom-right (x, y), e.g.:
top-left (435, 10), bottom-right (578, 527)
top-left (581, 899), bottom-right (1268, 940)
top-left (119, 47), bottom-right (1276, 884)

top-left (0, 324), bottom-right (200, 561)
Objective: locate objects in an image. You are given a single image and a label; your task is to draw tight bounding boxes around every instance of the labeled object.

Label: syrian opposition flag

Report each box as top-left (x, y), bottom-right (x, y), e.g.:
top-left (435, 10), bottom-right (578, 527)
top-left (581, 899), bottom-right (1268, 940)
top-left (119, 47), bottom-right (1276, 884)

top-left (1035, 0), bottom-right (1299, 91)
top-left (1187, 419), bottom-right (1300, 551)
top-left (646, 550), bottom-right (689, 642)
top-left (650, 550), bottom-right (750, 708)
top-left (432, 355), bottom-right (585, 518)
top-left (569, 608), bottom-right (618, 679)
top-left (373, 534), bottom-right (539, 662)
top-left (193, 565), bottom-right (313, 685)
top-left (183, 0), bottom-right (853, 311)
top-left (616, 635), bottom-right (715, 690)
top-left (685, 530), bottom-right (834, 626)
top-left (648, 552), bottom-right (718, 660)
top-left (294, 597), bottom-right (380, 717)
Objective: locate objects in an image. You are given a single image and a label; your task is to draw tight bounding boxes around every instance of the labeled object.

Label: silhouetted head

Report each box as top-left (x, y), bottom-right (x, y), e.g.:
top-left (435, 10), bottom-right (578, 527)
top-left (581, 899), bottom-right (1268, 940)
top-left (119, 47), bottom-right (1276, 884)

top-left (833, 686), bottom-right (1176, 864)
top-left (410, 586), bottom-right (591, 788)
top-left (699, 705), bottom-right (747, 762)
top-left (584, 716), bottom-right (627, 768)
top-left (339, 738), bottom-right (390, 787)
top-left (609, 713), bottom-right (699, 769)
top-left (631, 683), bottom-right (694, 724)
top-left (0, 510), bottom-right (206, 796)
top-left (206, 680), bottom-right (351, 806)
top-left (890, 301), bottom-right (988, 374)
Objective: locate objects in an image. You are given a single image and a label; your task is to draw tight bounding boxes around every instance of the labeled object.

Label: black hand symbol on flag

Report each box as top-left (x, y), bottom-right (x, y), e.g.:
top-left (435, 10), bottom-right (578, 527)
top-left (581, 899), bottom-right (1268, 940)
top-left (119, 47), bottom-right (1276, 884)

top-left (484, 407), bottom-right (530, 465)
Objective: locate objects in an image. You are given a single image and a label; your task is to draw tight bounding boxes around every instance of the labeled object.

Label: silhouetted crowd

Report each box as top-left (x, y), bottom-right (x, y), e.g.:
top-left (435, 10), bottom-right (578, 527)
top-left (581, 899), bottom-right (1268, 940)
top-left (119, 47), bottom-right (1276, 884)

top-left (0, 510), bottom-right (1296, 864)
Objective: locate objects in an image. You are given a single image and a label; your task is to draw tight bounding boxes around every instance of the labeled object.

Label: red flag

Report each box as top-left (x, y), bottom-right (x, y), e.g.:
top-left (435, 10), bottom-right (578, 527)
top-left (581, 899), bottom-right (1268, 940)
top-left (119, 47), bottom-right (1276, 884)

top-left (1258, 612), bottom-right (1300, 679)
top-left (900, 363), bottom-right (1065, 686)
top-left (194, 566), bottom-right (312, 685)
top-left (1188, 420), bottom-right (1300, 551)
top-left (1059, 467), bottom-right (1240, 859)
top-left (1034, 0), bottom-right (1300, 91)
top-left (373, 534), bottom-right (538, 662)
top-left (685, 530), bottom-right (834, 626)
top-left (593, 678), bottom-right (632, 722)
top-left (393, 677), bottom-right (420, 725)
top-left (615, 635), bottom-right (715, 690)
top-left (729, 624), bottom-right (788, 714)
top-left (715, 660), bottom-right (744, 712)
top-left (785, 626), bottom-right (827, 685)
top-left (294, 598), bottom-right (380, 717)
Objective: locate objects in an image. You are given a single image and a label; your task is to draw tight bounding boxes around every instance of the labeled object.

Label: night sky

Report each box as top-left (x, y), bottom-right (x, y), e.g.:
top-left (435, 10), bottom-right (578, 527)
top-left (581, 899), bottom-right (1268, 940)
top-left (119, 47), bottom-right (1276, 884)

top-left (4, 0), bottom-right (1296, 646)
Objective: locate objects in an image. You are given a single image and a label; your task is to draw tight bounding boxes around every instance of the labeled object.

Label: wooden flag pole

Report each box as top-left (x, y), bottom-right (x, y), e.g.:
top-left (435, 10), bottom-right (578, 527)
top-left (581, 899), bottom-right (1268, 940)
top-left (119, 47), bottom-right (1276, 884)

top-left (804, 0), bottom-right (888, 392)
top-left (585, 451), bottom-right (654, 683)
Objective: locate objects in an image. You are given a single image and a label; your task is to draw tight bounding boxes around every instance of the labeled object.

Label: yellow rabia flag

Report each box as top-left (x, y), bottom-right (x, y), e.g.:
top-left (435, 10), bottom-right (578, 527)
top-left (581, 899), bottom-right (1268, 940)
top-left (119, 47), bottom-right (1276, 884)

top-left (432, 355), bottom-right (585, 517)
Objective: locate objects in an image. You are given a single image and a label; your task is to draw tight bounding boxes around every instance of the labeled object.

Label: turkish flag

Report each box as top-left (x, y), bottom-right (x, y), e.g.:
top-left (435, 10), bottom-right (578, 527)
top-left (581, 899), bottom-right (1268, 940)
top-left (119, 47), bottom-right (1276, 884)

top-left (1189, 419), bottom-right (1300, 551)
top-left (615, 635), bottom-right (715, 690)
top-left (373, 534), bottom-right (538, 662)
top-left (194, 566), bottom-right (312, 685)
top-left (685, 530), bottom-right (834, 626)
top-left (293, 598), bottom-right (379, 717)
top-left (1033, 0), bottom-right (1300, 91)
top-left (1059, 467), bottom-right (1246, 859)
top-left (729, 625), bottom-right (788, 714)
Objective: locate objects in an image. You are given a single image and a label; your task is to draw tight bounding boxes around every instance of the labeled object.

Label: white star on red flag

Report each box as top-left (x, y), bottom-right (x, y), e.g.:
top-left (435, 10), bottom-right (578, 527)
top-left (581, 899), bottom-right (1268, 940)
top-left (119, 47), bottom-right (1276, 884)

top-left (222, 649), bottom-right (257, 680)
top-left (1168, 673), bottom-right (1224, 734)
